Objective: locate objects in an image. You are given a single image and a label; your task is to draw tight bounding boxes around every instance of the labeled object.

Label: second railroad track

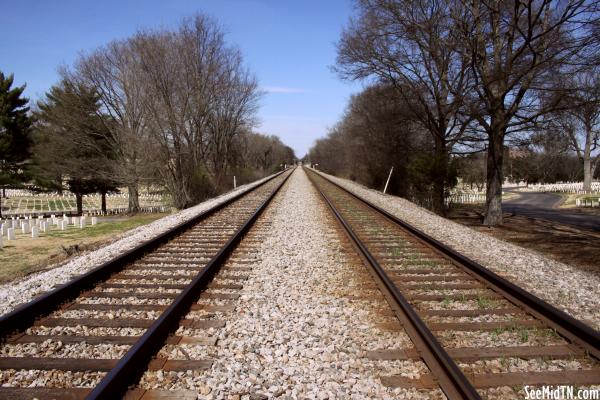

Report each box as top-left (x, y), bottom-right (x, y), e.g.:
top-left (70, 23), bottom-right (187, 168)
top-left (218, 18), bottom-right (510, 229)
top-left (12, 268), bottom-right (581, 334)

top-left (306, 167), bottom-right (600, 400)
top-left (0, 168), bottom-right (293, 399)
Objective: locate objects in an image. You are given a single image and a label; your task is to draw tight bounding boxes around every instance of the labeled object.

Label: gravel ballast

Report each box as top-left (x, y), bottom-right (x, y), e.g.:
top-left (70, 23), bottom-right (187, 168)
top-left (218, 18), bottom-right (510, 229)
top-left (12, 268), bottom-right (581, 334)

top-left (316, 169), bottom-right (600, 330)
top-left (0, 173), bottom-right (279, 317)
top-left (139, 168), bottom-right (440, 399)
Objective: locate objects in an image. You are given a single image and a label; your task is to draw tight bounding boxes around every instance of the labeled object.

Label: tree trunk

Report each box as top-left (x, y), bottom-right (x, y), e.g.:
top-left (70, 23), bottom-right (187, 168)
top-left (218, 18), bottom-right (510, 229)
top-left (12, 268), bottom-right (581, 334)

top-left (431, 138), bottom-right (448, 216)
top-left (128, 184), bottom-right (140, 214)
top-left (583, 158), bottom-right (592, 193)
top-left (583, 123), bottom-right (593, 193)
top-left (101, 191), bottom-right (107, 214)
top-left (76, 193), bottom-right (83, 216)
top-left (483, 131), bottom-right (505, 226)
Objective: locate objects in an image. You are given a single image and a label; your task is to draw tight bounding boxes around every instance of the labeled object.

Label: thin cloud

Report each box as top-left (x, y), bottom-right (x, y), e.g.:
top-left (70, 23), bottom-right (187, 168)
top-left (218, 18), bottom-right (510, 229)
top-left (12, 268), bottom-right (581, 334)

top-left (262, 86), bottom-right (309, 94)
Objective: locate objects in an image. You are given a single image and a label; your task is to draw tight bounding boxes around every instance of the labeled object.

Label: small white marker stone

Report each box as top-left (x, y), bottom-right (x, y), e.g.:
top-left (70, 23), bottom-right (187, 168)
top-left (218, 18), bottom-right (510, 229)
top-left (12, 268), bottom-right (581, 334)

top-left (31, 226), bottom-right (39, 238)
top-left (91, 217), bottom-right (98, 226)
top-left (7, 228), bottom-right (15, 240)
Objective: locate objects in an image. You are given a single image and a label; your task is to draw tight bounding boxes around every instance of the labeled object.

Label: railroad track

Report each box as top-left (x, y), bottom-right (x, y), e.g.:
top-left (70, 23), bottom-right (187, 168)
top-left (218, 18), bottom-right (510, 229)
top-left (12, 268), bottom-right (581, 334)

top-left (306, 167), bottom-right (600, 399)
top-left (0, 168), bottom-right (293, 399)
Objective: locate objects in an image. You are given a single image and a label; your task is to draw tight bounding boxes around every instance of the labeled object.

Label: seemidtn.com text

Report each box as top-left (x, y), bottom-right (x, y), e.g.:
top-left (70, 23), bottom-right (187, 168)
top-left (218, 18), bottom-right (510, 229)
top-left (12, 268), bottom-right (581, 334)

top-left (524, 386), bottom-right (600, 399)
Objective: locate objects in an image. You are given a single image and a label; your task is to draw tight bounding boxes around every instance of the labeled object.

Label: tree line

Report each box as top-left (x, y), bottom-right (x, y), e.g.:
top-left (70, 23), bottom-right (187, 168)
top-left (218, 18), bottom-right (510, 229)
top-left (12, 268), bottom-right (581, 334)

top-left (308, 0), bottom-right (599, 226)
top-left (0, 15), bottom-right (295, 217)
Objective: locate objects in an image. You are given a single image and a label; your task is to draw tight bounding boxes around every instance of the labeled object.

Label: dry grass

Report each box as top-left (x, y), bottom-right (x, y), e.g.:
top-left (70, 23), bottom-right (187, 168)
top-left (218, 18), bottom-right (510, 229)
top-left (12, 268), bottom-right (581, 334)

top-left (448, 205), bottom-right (600, 276)
top-left (0, 213), bottom-right (168, 284)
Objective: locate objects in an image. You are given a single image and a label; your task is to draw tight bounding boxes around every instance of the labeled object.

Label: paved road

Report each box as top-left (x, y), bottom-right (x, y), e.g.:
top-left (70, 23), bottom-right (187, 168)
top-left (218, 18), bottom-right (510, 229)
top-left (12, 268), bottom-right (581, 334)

top-left (503, 189), bottom-right (600, 232)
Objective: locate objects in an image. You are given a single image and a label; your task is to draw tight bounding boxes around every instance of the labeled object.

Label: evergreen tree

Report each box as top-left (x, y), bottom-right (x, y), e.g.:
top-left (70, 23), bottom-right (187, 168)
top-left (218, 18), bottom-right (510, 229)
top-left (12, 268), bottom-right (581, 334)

top-left (33, 79), bottom-right (117, 215)
top-left (0, 72), bottom-right (32, 217)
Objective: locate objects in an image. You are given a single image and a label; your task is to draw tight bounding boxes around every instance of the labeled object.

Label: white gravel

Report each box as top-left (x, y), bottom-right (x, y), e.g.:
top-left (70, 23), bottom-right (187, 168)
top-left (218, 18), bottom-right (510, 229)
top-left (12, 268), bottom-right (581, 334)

top-left (0, 369), bottom-right (105, 388)
top-left (139, 168), bottom-right (441, 399)
top-left (0, 341), bottom-right (130, 359)
top-left (0, 172), bottom-right (279, 317)
top-left (316, 169), bottom-right (600, 330)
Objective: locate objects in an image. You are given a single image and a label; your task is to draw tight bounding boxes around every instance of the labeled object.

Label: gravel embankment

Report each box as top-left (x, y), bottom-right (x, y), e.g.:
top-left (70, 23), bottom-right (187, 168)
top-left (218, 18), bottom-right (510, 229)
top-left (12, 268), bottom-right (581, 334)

top-left (140, 168), bottom-right (441, 399)
top-left (0, 173), bottom-right (280, 317)
top-left (315, 169), bottom-right (600, 330)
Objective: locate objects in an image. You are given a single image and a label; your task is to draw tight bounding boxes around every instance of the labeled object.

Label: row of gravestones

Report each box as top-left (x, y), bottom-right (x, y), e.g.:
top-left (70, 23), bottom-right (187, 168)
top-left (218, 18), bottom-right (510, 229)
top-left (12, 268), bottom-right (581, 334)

top-left (446, 194), bottom-right (487, 204)
top-left (575, 198), bottom-right (600, 207)
top-left (0, 215), bottom-right (98, 248)
top-left (4, 205), bottom-right (170, 219)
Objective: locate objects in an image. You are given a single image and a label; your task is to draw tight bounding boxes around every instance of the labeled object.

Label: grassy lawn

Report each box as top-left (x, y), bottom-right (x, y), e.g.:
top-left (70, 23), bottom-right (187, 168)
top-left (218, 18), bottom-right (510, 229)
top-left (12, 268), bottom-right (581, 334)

top-left (558, 193), bottom-right (600, 211)
top-left (502, 192), bottom-right (519, 201)
top-left (0, 213), bottom-right (169, 284)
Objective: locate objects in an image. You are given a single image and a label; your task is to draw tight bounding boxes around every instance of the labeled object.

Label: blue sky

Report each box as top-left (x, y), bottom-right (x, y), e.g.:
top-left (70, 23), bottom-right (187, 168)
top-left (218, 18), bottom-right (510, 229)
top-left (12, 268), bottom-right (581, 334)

top-left (0, 0), bottom-right (363, 157)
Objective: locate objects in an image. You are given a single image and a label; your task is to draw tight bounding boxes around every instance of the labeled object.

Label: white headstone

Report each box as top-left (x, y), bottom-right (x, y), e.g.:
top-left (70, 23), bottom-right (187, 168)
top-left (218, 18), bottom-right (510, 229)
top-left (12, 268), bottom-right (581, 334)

top-left (41, 221), bottom-right (49, 233)
top-left (1, 224), bottom-right (6, 236)
top-left (60, 220), bottom-right (66, 231)
top-left (0, 234), bottom-right (3, 248)
top-left (7, 228), bottom-right (15, 240)
top-left (31, 226), bottom-right (39, 238)
top-left (91, 217), bottom-right (98, 226)
top-left (21, 222), bottom-right (30, 234)
top-left (80, 218), bottom-right (86, 229)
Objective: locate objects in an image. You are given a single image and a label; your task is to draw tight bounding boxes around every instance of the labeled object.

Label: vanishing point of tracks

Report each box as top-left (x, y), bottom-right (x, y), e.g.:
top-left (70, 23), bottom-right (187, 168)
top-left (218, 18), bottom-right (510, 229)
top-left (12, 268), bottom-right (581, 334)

top-left (306, 168), bottom-right (600, 399)
top-left (0, 166), bottom-right (598, 399)
top-left (0, 168), bottom-right (293, 399)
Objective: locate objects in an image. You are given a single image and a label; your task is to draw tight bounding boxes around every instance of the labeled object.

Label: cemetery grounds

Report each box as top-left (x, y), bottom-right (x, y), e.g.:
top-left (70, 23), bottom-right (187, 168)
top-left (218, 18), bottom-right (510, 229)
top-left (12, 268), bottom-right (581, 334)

top-left (0, 190), bottom-right (171, 284)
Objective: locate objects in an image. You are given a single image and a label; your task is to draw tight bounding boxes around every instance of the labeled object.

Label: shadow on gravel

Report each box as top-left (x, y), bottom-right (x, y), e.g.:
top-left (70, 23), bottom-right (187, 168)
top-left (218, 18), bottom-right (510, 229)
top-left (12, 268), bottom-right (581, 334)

top-left (448, 204), bottom-right (600, 276)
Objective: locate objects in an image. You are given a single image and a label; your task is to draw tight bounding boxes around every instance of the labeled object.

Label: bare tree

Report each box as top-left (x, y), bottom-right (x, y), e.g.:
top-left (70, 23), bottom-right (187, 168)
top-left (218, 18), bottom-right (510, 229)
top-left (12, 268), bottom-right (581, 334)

top-left (131, 15), bottom-right (261, 208)
top-left (551, 71), bottom-right (600, 191)
top-left (335, 0), bottom-right (473, 214)
top-left (308, 84), bottom-right (438, 200)
top-left (452, 0), bottom-right (599, 225)
top-left (205, 49), bottom-right (261, 191)
top-left (131, 27), bottom-right (203, 209)
top-left (71, 40), bottom-right (150, 213)
top-left (240, 133), bottom-right (294, 173)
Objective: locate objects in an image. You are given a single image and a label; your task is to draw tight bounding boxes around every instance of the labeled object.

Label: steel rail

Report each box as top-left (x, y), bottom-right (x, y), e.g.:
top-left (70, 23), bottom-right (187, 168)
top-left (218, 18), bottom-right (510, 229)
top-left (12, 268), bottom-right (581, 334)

top-left (0, 169), bottom-right (289, 342)
top-left (87, 168), bottom-right (293, 399)
top-left (308, 167), bottom-right (600, 359)
top-left (306, 169), bottom-right (482, 400)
